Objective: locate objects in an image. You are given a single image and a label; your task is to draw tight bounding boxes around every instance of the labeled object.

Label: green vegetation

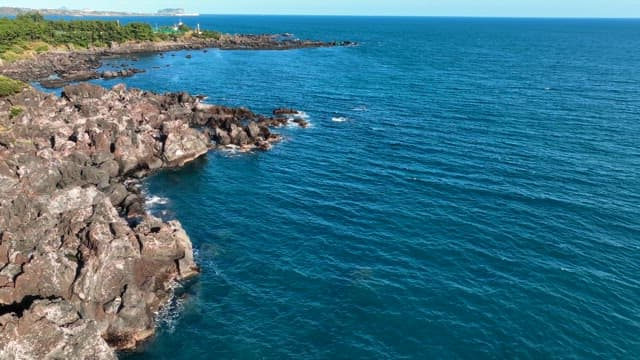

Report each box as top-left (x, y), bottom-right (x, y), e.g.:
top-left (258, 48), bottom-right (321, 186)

top-left (0, 12), bottom-right (159, 59)
top-left (0, 76), bottom-right (25, 96)
top-left (9, 106), bottom-right (23, 119)
top-left (155, 23), bottom-right (191, 35)
top-left (0, 12), bottom-right (225, 62)
top-left (196, 30), bottom-right (222, 40)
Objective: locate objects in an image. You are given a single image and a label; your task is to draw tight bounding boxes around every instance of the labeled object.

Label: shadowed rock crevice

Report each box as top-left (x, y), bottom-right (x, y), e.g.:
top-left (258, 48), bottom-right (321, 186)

top-left (0, 295), bottom-right (60, 317)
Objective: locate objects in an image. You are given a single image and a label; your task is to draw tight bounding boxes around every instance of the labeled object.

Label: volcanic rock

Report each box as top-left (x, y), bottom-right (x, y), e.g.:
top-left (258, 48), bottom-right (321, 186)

top-left (0, 80), bottom-right (307, 358)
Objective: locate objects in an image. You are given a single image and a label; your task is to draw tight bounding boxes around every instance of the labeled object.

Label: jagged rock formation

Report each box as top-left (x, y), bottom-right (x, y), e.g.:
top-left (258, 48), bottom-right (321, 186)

top-left (0, 83), bottom-right (303, 358)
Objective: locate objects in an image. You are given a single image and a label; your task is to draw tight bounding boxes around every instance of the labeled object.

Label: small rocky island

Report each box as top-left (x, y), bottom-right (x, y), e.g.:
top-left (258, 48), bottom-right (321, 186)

top-left (0, 13), bottom-right (351, 359)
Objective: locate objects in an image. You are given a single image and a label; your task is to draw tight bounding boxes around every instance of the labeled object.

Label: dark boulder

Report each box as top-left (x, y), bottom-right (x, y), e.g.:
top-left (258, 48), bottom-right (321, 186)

top-left (106, 183), bottom-right (129, 207)
top-left (62, 83), bottom-right (107, 102)
top-left (214, 127), bottom-right (231, 146)
top-left (62, 70), bottom-right (100, 82)
top-left (229, 125), bottom-right (250, 146)
top-left (101, 71), bottom-right (117, 79)
top-left (39, 78), bottom-right (68, 89)
top-left (246, 121), bottom-right (261, 139)
top-left (294, 119), bottom-right (309, 128)
top-left (273, 108), bottom-right (298, 115)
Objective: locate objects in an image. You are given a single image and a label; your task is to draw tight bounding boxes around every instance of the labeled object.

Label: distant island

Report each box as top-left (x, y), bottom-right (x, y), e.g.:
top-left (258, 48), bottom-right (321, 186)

top-left (156, 8), bottom-right (200, 16)
top-left (0, 6), bottom-right (199, 17)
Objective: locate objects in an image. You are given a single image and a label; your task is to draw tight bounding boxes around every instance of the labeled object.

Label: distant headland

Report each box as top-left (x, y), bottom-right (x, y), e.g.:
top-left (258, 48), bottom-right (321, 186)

top-left (0, 6), bottom-right (199, 17)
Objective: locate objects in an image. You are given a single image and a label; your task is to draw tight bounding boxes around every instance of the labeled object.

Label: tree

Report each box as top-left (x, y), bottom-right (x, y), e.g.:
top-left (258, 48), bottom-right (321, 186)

top-left (16, 12), bottom-right (44, 22)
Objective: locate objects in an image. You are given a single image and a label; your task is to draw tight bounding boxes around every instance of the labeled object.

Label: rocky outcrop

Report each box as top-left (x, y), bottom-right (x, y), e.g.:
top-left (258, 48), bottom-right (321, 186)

top-left (0, 52), bottom-right (102, 84)
top-left (0, 82), bottom-right (303, 358)
top-left (37, 68), bottom-right (146, 89)
top-left (0, 35), bottom-right (355, 88)
top-left (101, 68), bottom-right (145, 80)
top-left (0, 299), bottom-right (115, 360)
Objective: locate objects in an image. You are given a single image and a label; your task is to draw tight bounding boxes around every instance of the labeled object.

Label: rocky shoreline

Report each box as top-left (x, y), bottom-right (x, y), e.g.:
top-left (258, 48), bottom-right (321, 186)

top-left (0, 80), bottom-right (306, 358)
top-left (0, 34), bottom-right (355, 88)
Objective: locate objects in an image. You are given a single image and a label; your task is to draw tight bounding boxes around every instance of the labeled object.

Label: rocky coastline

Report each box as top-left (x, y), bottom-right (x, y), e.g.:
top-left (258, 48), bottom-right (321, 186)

top-left (0, 78), bottom-right (306, 358)
top-left (0, 34), bottom-right (355, 88)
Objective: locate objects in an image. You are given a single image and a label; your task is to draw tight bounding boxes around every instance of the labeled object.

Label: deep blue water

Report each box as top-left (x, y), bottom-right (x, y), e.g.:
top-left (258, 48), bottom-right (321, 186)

top-left (102, 16), bottom-right (640, 359)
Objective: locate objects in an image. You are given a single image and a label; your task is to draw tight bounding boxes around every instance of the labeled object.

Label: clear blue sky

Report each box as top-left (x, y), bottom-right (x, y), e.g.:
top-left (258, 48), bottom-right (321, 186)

top-left (12, 0), bottom-right (640, 17)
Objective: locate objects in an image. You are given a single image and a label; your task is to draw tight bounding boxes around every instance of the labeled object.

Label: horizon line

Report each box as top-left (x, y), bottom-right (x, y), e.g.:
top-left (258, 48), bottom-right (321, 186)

top-left (29, 13), bottom-right (640, 20)
top-left (199, 14), bottom-right (640, 19)
top-left (4, 8), bottom-right (640, 19)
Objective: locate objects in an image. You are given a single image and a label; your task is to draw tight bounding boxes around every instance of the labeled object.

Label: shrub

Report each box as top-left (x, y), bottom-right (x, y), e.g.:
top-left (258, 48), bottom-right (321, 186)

top-left (34, 44), bottom-right (49, 53)
top-left (197, 30), bottom-right (222, 40)
top-left (0, 76), bottom-right (26, 97)
top-left (0, 51), bottom-right (22, 62)
top-left (16, 12), bottom-right (45, 23)
top-left (9, 106), bottom-right (24, 119)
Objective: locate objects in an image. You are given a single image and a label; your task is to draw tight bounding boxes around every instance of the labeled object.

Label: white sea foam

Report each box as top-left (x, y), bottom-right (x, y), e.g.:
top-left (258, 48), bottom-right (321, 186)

top-left (159, 210), bottom-right (173, 219)
top-left (154, 281), bottom-right (185, 334)
top-left (284, 111), bottom-right (310, 121)
top-left (146, 195), bottom-right (169, 207)
top-left (284, 111), bottom-right (312, 128)
top-left (286, 120), bottom-right (313, 128)
top-left (352, 105), bottom-right (369, 112)
top-left (332, 116), bottom-right (349, 122)
top-left (220, 144), bottom-right (239, 151)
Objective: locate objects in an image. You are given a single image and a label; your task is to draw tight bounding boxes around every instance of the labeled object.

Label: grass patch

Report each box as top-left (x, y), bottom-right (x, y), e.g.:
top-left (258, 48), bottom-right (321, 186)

top-left (9, 106), bottom-right (24, 119)
top-left (34, 44), bottom-right (49, 53)
top-left (0, 76), bottom-right (26, 97)
top-left (0, 51), bottom-right (23, 62)
top-left (8, 44), bottom-right (25, 54)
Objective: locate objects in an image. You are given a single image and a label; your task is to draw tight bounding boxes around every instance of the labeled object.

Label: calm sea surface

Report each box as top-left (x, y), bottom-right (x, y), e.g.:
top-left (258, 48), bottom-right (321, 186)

top-left (91, 16), bottom-right (640, 359)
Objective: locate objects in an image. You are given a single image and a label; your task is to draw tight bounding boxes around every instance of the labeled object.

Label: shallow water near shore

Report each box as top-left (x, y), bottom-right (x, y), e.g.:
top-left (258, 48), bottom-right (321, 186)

top-left (112, 16), bottom-right (640, 359)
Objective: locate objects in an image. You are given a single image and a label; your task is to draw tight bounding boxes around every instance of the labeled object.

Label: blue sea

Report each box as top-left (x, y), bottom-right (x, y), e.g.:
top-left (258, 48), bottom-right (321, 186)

top-left (94, 16), bottom-right (640, 359)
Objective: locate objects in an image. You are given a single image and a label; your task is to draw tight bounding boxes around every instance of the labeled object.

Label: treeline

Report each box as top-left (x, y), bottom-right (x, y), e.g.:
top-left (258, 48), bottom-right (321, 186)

top-left (0, 13), bottom-right (158, 53)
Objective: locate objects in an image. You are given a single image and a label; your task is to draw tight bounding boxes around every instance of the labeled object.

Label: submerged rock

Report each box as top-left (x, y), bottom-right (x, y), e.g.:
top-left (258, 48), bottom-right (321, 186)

top-left (294, 118), bottom-right (309, 128)
top-left (273, 107), bottom-right (298, 115)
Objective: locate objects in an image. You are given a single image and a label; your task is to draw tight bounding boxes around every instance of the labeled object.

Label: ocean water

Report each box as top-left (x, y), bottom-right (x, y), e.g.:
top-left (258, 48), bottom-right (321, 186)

top-left (104, 16), bottom-right (640, 359)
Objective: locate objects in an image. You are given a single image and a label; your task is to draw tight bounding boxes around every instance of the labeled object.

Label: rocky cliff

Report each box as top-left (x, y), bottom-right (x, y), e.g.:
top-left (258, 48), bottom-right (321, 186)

top-left (0, 82), bottom-right (301, 358)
